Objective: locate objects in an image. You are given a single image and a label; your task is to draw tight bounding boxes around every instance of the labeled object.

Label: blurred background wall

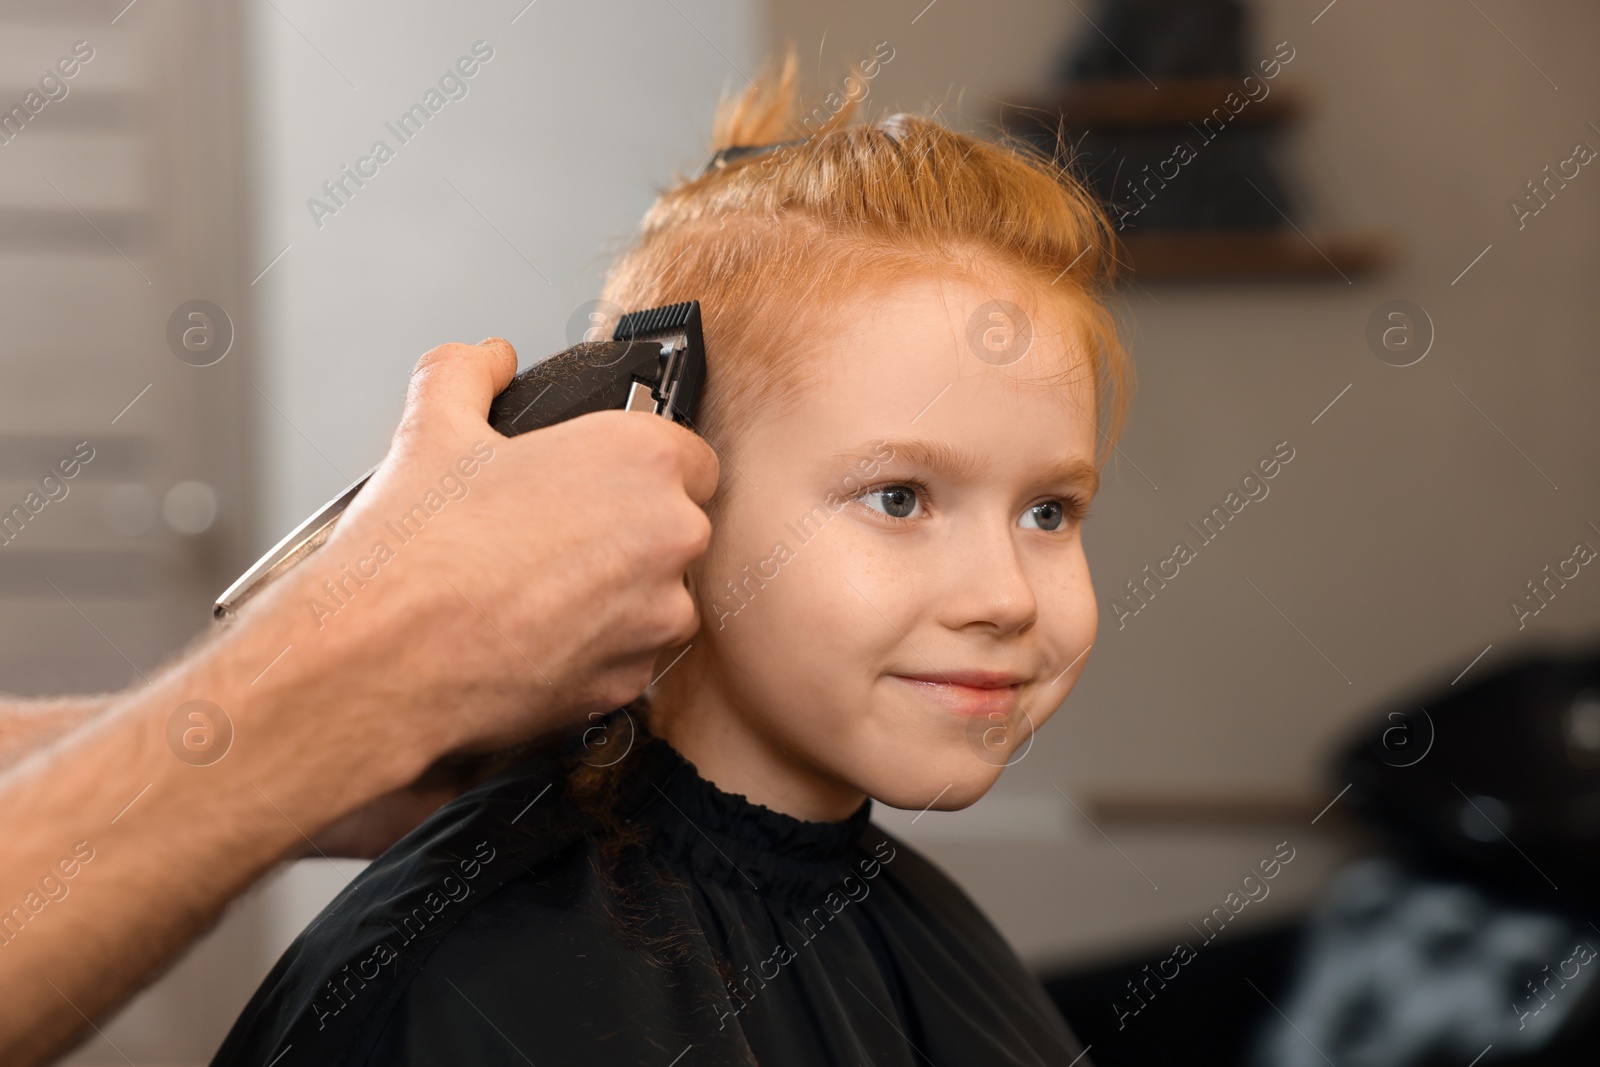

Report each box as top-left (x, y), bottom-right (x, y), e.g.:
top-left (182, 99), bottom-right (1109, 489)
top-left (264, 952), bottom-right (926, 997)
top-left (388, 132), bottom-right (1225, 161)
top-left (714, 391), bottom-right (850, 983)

top-left (1, 0), bottom-right (1592, 1062)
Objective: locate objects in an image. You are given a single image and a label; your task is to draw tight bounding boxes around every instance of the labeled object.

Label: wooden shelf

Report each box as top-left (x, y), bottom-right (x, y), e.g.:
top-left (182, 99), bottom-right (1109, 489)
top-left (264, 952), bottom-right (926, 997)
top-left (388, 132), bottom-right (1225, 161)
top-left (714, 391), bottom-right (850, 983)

top-left (1116, 230), bottom-right (1390, 282)
top-left (1001, 77), bottom-right (1305, 130)
top-left (996, 79), bottom-right (1393, 282)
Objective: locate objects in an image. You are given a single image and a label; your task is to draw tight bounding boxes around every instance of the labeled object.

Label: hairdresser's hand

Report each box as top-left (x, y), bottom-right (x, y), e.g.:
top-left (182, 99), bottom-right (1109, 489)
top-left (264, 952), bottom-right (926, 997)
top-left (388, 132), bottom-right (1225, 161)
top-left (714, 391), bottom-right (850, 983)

top-left (0, 337), bottom-right (718, 1066)
top-left (300, 337), bottom-right (719, 759)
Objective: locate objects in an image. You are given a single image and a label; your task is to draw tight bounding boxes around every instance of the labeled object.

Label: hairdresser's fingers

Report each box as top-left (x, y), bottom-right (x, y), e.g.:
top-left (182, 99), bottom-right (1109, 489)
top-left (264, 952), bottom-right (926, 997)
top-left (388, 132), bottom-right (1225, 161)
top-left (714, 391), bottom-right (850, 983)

top-left (398, 338), bottom-right (519, 440)
top-left (558, 409), bottom-right (718, 511)
top-left (665, 583), bottom-right (702, 647)
top-left (636, 577), bottom-right (702, 651)
top-left (655, 418), bottom-right (720, 506)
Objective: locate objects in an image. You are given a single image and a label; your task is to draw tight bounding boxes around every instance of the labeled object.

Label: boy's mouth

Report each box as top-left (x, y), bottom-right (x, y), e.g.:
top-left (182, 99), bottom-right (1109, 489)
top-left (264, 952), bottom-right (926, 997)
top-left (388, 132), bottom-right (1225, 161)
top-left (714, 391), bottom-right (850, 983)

top-left (886, 670), bottom-right (1027, 718)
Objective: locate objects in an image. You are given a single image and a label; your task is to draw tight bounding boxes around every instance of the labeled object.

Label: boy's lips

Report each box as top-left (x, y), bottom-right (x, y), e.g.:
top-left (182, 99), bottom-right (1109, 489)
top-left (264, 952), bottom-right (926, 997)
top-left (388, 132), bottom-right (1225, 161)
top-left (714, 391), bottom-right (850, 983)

top-left (892, 669), bottom-right (1028, 688)
top-left (886, 670), bottom-right (1028, 717)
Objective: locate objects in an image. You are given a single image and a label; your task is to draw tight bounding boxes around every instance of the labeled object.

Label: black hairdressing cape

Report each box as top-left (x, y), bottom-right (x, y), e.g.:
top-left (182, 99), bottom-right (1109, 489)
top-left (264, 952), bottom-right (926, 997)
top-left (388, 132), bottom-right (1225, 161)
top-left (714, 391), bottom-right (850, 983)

top-left (211, 718), bottom-right (1091, 1066)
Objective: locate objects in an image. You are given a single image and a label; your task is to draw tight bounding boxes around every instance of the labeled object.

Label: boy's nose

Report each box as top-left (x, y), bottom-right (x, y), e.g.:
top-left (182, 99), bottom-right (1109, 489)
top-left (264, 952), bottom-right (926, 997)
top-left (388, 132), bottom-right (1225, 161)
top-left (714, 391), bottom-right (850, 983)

top-left (936, 522), bottom-right (1038, 637)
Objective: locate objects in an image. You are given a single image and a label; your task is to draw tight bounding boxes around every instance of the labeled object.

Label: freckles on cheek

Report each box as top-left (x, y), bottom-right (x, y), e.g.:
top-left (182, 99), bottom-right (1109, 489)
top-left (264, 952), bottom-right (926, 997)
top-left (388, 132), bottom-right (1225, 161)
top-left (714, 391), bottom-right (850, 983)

top-left (785, 529), bottom-right (904, 652)
top-left (1036, 547), bottom-right (1100, 630)
top-left (810, 525), bottom-right (883, 580)
top-left (1042, 560), bottom-right (1098, 657)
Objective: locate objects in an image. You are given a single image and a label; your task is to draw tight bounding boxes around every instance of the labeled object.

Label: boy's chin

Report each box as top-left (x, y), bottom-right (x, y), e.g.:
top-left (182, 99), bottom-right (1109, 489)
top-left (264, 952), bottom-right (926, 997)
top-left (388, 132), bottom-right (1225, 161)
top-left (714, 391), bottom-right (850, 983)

top-left (862, 750), bottom-right (1008, 813)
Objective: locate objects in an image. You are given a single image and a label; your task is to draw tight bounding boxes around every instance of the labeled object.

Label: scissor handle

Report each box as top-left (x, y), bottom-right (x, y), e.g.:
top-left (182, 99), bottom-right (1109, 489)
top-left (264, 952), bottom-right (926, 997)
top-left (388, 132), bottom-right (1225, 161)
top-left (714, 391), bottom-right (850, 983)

top-left (212, 468), bottom-right (374, 621)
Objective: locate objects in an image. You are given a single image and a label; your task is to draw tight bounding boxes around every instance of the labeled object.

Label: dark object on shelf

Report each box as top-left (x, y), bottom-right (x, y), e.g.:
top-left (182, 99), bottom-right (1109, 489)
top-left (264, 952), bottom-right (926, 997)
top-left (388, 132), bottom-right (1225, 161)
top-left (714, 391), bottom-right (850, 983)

top-left (1005, 89), bottom-right (1301, 238)
top-left (1084, 125), bottom-right (1288, 231)
top-left (1057, 0), bottom-right (1250, 81)
top-left (1342, 645), bottom-right (1600, 905)
top-left (1001, 77), bottom-right (1391, 277)
top-left (1004, 0), bottom-right (1390, 280)
top-left (1042, 0), bottom-right (1287, 235)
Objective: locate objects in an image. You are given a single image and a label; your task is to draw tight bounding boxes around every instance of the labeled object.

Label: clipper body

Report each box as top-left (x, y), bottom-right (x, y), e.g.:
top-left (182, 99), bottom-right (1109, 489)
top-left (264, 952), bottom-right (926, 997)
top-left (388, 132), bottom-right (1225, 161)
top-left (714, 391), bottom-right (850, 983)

top-left (213, 301), bottom-right (707, 620)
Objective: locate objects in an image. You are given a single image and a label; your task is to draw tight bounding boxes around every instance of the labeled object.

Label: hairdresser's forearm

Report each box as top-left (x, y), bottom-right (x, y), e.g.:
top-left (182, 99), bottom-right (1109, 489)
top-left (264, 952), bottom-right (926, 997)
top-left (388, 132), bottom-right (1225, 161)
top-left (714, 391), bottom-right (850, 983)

top-left (0, 339), bottom-right (716, 1064)
top-left (0, 574), bottom-right (437, 1067)
top-left (0, 694), bottom-right (114, 771)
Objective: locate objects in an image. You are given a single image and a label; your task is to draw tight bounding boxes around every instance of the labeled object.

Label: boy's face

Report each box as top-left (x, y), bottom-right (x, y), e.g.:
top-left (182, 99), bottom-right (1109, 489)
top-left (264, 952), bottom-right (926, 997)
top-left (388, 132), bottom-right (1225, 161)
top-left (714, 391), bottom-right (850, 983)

top-left (653, 271), bottom-right (1100, 819)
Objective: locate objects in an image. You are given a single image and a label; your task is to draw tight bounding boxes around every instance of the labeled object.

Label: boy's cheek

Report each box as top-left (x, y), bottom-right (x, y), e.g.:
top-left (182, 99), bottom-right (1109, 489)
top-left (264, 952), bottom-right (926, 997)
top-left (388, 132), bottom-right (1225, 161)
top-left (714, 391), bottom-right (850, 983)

top-left (1042, 564), bottom-right (1098, 681)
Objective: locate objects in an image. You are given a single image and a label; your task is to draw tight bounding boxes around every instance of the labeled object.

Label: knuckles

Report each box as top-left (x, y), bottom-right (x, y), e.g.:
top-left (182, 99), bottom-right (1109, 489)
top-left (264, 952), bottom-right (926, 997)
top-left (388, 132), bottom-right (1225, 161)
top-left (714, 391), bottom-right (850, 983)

top-left (666, 505), bottom-right (714, 565)
top-left (661, 587), bottom-right (700, 645)
top-left (408, 341), bottom-right (488, 393)
top-left (684, 507), bottom-right (714, 556)
top-left (413, 341), bottom-right (475, 370)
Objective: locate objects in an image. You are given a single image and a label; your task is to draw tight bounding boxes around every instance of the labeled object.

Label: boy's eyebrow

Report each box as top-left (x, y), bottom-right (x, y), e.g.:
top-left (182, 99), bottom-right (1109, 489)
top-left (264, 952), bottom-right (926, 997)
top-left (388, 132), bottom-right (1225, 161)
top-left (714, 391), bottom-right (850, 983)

top-left (829, 439), bottom-right (1101, 496)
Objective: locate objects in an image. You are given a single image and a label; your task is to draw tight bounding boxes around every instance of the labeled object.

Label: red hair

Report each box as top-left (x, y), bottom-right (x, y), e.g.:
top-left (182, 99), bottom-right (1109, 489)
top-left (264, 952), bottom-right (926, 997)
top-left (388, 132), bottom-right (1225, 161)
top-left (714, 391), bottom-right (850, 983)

top-left (600, 52), bottom-right (1132, 477)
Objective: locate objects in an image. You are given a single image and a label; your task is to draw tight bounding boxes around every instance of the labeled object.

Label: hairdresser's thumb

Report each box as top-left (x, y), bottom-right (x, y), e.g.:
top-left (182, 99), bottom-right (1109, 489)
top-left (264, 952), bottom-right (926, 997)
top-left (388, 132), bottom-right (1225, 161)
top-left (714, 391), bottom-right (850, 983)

top-left (399, 337), bottom-right (519, 441)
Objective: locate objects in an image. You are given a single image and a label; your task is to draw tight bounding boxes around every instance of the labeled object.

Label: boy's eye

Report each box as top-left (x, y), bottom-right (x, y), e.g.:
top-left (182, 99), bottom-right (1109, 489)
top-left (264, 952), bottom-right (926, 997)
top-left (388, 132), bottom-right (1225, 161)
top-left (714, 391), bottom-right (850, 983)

top-left (1020, 501), bottom-right (1065, 531)
top-left (861, 485), bottom-right (921, 519)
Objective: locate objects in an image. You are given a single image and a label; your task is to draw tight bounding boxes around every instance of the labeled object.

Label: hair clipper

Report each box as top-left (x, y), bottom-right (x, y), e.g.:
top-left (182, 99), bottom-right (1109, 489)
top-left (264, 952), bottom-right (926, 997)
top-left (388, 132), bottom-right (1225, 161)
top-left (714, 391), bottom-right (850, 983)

top-left (213, 300), bottom-right (707, 621)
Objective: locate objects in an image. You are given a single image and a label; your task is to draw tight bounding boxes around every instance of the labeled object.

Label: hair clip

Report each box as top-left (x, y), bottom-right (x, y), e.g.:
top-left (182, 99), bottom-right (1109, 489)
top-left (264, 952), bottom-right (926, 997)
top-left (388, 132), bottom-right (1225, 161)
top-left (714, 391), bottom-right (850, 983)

top-left (695, 139), bottom-right (807, 179)
top-left (875, 113), bottom-right (913, 143)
